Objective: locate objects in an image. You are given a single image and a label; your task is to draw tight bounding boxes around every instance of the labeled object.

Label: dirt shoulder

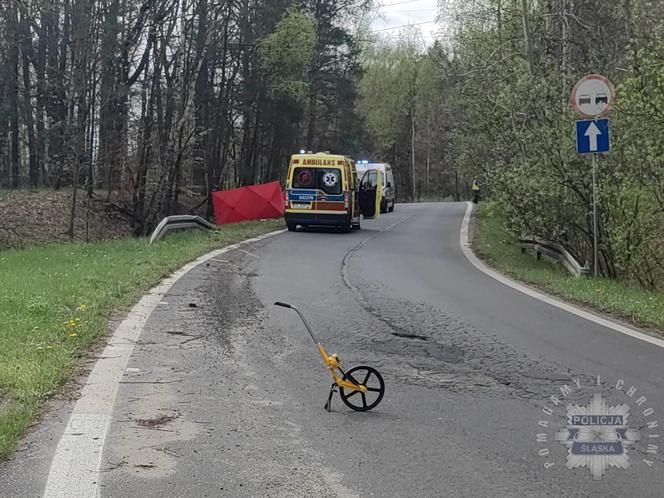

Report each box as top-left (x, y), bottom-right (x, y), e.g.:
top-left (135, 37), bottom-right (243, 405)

top-left (0, 189), bottom-right (132, 249)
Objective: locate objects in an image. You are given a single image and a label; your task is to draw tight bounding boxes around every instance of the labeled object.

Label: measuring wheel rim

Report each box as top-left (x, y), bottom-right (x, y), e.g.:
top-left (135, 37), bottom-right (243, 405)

top-left (339, 366), bottom-right (385, 412)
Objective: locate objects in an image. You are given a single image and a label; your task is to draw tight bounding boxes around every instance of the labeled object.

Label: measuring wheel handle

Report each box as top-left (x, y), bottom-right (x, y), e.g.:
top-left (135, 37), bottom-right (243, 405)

top-left (339, 365), bottom-right (385, 412)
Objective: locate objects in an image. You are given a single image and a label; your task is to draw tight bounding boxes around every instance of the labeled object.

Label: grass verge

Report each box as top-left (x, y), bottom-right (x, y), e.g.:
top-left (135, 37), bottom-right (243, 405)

top-left (472, 202), bottom-right (664, 332)
top-left (0, 219), bottom-right (282, 459)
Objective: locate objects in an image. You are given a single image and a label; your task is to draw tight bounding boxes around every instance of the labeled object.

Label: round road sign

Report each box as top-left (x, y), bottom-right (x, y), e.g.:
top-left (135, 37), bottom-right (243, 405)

top-left (570, 74), bottom-right (615, 118)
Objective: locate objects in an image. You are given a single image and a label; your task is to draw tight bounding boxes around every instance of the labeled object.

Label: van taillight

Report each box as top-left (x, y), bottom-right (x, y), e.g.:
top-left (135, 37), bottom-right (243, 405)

top-left (344, 192), bottom-right (350, 209)
top-left (284, 190), bottom-right (289, 208)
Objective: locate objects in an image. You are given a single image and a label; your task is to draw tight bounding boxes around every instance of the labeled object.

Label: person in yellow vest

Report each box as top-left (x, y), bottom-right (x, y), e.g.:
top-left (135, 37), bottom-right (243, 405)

top-left (472, 178), bottom-right (481, 204)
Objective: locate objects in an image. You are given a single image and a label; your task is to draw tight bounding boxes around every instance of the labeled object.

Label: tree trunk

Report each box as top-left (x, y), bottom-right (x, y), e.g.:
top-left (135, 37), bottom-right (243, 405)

top-left (306, 84), bottom-right (317, 150)
top-left (8, 2), bottom-right (21, 188)
top-left (23, 63), bottom-right (38, 188)
top-left (411, 106), bottom-right (416, 201)
top-left (17, 7), bottom-right (40, 188)
top-left (426, 105), bottom-right (431, 199)
top-left (520, 0), bottom-right (534, 76)
top-left (34, 12), bottom-right (48, 185)
top-left (454, 169), bottom-right (460, 202)
top-left (46, 0), bottom-right (68, 189)
top-left (98, 0), bottom-right (120, 195)
top-left (0, 55), bottom-right (8, 187)
top-left (192, 0), bottom-right (211, 189)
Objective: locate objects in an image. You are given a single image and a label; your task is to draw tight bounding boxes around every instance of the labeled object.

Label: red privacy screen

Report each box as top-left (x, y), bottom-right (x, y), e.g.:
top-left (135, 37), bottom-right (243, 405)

top-left (212, 181), bottom-right (285, 224)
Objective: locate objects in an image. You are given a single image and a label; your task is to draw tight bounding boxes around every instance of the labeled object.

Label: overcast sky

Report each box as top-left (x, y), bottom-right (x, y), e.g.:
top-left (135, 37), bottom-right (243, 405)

top-left (370, 0), bottom-right (440, 46)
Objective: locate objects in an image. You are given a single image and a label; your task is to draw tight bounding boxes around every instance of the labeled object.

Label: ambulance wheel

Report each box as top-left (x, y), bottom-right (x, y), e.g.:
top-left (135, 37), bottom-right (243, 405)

top-left (340, 215), bottom-right (352, 233)
top-left (351, 221), bottom-right (361, 230)
top-left (388, 202), bottom-right (395, 213)
top-left (339, 366), bottom-right (385, 412)
top-left (380, 199), bottom-right (388, 214)
top-left (286, 222), bottom-right (297, 232)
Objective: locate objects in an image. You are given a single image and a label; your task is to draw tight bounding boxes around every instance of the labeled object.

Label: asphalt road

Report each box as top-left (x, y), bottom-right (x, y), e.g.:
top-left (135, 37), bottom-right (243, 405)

top-left (3, 202), bottom-right (664, 497)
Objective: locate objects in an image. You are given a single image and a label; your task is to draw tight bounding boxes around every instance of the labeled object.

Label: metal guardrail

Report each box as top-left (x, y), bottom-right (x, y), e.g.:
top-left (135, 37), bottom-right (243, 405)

top-left (518, 236), bottom-right (590, 277)
top-left (149, 215), bottom-right (216, 245)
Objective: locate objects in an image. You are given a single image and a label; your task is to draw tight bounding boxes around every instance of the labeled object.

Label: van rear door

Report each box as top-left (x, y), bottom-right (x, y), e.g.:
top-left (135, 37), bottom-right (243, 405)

top-left (289, 167), bottom-right (317, 209)
top-left (358, 169), bottom-right (382, 219)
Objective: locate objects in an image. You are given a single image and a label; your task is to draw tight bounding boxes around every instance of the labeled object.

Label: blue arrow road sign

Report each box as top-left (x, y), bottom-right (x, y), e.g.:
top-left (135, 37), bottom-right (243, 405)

top-left (576, 118), bottom-right (610, 154)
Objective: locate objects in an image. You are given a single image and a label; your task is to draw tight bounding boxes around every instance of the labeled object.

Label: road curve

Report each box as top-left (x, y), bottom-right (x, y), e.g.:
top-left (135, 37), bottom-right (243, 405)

top-left (3, 202), bottom-right (664, 497)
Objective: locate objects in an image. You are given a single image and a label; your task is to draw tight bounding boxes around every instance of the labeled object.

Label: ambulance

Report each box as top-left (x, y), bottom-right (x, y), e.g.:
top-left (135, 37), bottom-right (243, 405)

top-left (284, 152), bottom-right (382, 232)
top-left (355, 161), bottom-right (396, 213)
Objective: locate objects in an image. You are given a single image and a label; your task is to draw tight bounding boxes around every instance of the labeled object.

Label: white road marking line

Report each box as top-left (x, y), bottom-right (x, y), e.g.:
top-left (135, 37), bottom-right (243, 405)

top-left (42, 228), bottom-right (286, 498)
top-left (459, 202), bottom-right (664, 349)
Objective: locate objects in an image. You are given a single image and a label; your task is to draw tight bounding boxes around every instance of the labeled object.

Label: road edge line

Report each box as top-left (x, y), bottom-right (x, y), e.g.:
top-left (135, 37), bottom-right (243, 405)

top-left (42, 228), bottom-right (286, 498)
top-left (459, 201), bottom-right (664, 349)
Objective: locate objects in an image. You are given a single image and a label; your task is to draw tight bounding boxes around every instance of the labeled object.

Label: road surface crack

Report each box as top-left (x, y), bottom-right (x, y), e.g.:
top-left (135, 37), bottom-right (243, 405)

top-left (391, 332), bottom-right (429, 341)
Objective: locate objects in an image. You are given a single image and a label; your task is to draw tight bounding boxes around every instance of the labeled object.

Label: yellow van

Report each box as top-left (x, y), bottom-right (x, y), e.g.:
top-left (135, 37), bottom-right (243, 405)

top-left (284, 152), bottom-right (382, 232)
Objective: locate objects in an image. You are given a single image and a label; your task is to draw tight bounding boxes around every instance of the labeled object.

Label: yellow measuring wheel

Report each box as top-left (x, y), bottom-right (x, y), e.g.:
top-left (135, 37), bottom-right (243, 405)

top-left (274, 302), bottom-right (385, 412)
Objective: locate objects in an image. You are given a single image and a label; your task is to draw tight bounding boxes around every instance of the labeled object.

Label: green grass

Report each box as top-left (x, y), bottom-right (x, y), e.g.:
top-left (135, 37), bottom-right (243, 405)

top-left (472, 202), bottom-right (664, 332)
top-left (0, 219), bottom-right (282, 459)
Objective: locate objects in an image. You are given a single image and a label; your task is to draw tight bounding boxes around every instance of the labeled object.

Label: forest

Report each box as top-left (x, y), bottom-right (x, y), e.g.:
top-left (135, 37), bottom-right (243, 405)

top-left (1, 0), bottom-right (663, 288)
top-left (0, 0), bottom-right (370, 234)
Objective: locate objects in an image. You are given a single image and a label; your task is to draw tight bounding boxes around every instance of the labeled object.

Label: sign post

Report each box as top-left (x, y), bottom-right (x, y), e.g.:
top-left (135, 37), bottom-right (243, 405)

top-left (570, 74), bottom-right (615, 277)
top-left (592, 154), bottom-right (598, 278)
